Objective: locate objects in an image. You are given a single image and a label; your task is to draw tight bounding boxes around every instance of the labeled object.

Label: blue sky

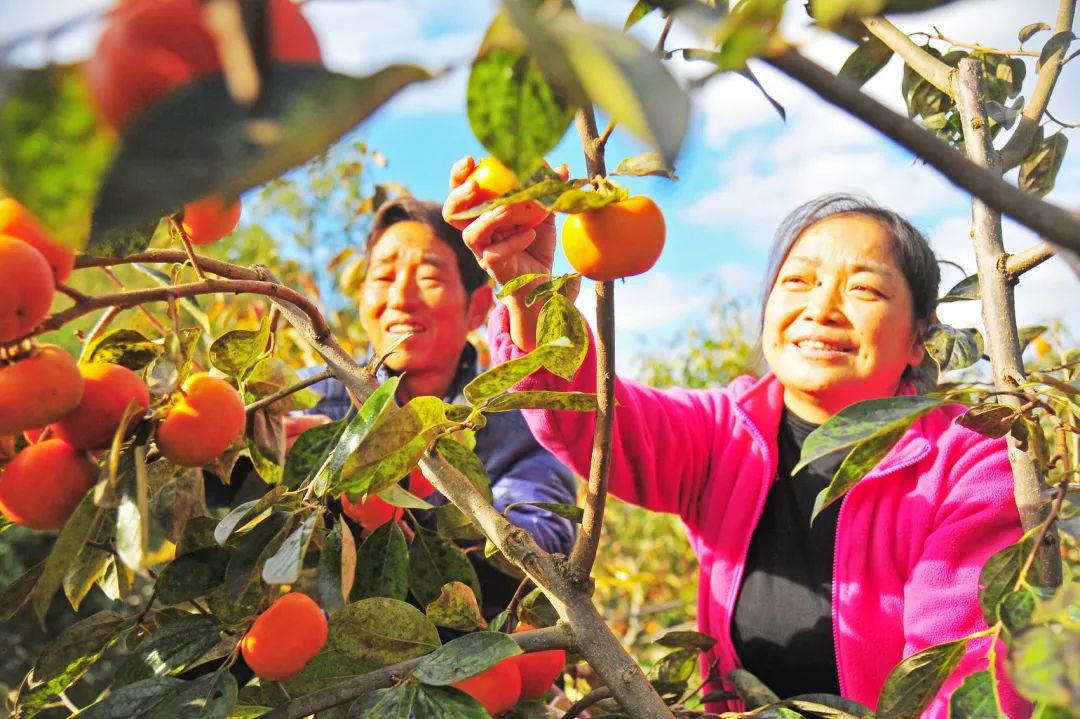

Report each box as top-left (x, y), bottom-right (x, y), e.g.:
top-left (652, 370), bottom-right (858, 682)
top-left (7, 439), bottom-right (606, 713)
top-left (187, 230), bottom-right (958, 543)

top-left (3, 0), bottom-right (1076, 373)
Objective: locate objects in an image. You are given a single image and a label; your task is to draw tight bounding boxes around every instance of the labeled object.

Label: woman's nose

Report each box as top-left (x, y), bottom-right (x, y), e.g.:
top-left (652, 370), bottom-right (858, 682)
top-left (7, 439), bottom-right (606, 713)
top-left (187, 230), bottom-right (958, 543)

top-left (803, 282), bottom-right (843, 324)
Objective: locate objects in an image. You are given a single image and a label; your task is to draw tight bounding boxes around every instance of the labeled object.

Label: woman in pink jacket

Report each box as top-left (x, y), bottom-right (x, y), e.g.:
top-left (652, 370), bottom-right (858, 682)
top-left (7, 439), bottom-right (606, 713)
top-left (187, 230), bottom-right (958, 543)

top-left (444, 162), bottom-right (1025, 717)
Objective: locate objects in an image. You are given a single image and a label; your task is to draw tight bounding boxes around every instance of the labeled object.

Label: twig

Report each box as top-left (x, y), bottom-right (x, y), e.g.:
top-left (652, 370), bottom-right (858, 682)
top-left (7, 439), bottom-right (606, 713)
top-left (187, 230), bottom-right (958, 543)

top-left (863, 17), bottom-right (955, 96)
top-left (259, 626), bottom-right (574, 719)
top-left (1005, 243), bottom-right (1056, 280)
top-left (1044, 107), bottom-right (1080, 128)
top-left (956, 57), bottom-right (1060, 587)
top-left (168, 216), bottom-right (208, 280)
top-left (245, 368), bottom-right (333, 414)
top-left (569, 107), bottom-right (616, 580)
top-left (764, 47), bottom-right (1080, 255)
top-left (563, 687), bottom-right (614, 719)
top-left (98, 266), bottom-right (171, 337)
top-left (912, 30), bottom-right (1042, 58)
top-left (55, 283), bottom-right (89, 303)
top-left (999, 0), bottom-right (1077, 170)
top-left (507, 576), bottom-right (534, 621)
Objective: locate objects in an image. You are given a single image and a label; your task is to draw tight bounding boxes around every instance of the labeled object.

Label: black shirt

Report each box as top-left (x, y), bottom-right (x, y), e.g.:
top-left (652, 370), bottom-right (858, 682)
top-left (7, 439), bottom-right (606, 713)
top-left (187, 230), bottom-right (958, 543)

top-left (730, 410), bottom-right (846, 697)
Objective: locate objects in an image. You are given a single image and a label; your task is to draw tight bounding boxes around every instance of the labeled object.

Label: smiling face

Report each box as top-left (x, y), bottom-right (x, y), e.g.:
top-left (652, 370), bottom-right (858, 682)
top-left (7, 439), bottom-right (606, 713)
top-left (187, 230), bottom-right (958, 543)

top-left (360, 221), bottom-right (491, 379)
top-left (761, 213), bottom-right (927, 423)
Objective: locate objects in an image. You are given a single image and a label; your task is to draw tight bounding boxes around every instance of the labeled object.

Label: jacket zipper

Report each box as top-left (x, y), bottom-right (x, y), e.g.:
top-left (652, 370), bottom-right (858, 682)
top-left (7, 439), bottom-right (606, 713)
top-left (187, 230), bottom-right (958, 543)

top-left (831, 445), bottom-right (929, 697)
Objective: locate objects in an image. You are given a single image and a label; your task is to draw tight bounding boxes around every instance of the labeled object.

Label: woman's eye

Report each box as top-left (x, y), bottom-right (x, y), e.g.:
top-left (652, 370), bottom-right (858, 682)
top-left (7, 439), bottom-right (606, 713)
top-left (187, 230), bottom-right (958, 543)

top-left (851, 284), bottom-right (881, 297)
top-left (782, 276), bottom-right (809, 286)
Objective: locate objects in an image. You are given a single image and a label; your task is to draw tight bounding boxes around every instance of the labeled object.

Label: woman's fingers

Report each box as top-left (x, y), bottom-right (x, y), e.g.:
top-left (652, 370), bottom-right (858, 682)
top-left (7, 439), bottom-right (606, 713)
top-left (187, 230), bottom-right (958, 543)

top-left (443, 180), bottom-right (480, 230)
top-left (450, 156), bottom-right (476, 188)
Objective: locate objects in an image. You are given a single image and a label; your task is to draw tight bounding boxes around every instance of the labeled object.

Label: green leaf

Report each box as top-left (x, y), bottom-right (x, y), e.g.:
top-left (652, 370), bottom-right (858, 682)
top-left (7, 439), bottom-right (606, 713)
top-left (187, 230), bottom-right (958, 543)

top-left (213, 498), bottom-right (262, 545)
top-left (950, 670), bottom-right (999, 718)
top-left (548, 186), bottom-right (629, 214)
top-left (245, 358), bottom-right (321, 412)
top-left (1035, 31), bottom-right (1076, 73)
top-left (349, 683), bottom-right (418, 719)
top-left (468, 11), bottom-right (574, 179)
top-left (999, 587), bottom-right (1037, 635)
top-left (0, 561), bottom-right (45, 622)
top-left (924, 323), bottom-right (984, 373)
top-left (343, 396), bottom-right (452, 474)
top-left (31, 609), bottom-right (128, 690)
top-left (377, 483), bottom-right (434, 510)
top-left (656, 646), bottom-right (698, 684)
top-left (611, 151), bottom-right (678, 180)
top-left (939, 273), bottom-right (980, 303)
top-left (319, 520), bottom-right (356, 612)
top-left (1019, 23), bottom-right (1051, 45)
top-left (729, 667), bottom-right (781, 708)
top-left (156, 546), bottom-right (230, 604)
top-left (504, 501), bottom-right (584, 523)
top-left (112, 614), bottom-right (223, 687)
top-left (328, 597), bottom-right (440, 666)
top-left (713, 0), bottom-right (786, 68)
top-left (483, 390), bottom-right (597, 413)
top-left (353, 521), bottom-right (410, 602)
top-left (262, 511), bottom-right (321, 585)
top-left (152, 671), bottom-right (237, 719)
top-left (656, 630), bottom-right (717, 651)
top-left (498, 273), bottom-right (551, 299)
top-left (795, 395), bottom-right (944, 472)
top-left (544, 12), bottom-right (690, 165)
top-left (426, 581), bottom-right (487, 632)
top-left (283, 649), bottom-right (376, 696)
top-left (409, 527), bottom-right (483, 607)
top-left (519, 588), bottom-right (560, 629)
top-left (413, 631), bottom-right (521, 686)
top-left (32, 493), bottom-right (101, 622)
top-left (436, 438), bottom-right (494, 503)
top-left (412, 684), bottom-right (490, 718)
top-left (1007, 622), bottom-right (1080, 707)
top-left (90, 65), bottom-right (431, 246)
top-left (225, 511), bottom-right (291, 595)
top-left (625, 0), bottom-right (658, 30)
top-left (116, 450), bottom-right (151, 571)
top-left (209, 319), bottom-right (271, 380)
top-left (77, 676), bottom-right (186, 719)
top-left (284, 419), bottom-right (346, 490)
top-left (536, 292), bottom-right (588, 381)
top-left (812, 422), bottom-right (909, 520)
top-left (839, 35), bottom-right (894, 88)
top-left (876, 639), bottom-right (967, 719)
top-left (1020, 129), bottom-right (1068, 197)
top-left (321, 377), bottom-right (405, 496)
top-left (85, 329), bottom-right (164, 370)
top-left (0, 65), bottom-right (113, 248)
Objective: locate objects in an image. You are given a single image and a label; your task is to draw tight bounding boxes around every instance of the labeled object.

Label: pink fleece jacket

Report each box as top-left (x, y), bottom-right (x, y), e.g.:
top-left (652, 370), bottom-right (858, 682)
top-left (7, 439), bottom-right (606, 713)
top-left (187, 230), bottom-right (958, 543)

top-left (489, 304), bottom-right (1027, 717)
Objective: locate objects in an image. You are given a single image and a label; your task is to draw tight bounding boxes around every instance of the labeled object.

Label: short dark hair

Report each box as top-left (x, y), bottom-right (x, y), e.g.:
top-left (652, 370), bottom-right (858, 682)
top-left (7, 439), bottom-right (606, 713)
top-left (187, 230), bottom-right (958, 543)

top-left (761, 194), bottom-right (940, 326)
top-left (365, 198), bottom-right (489, 294)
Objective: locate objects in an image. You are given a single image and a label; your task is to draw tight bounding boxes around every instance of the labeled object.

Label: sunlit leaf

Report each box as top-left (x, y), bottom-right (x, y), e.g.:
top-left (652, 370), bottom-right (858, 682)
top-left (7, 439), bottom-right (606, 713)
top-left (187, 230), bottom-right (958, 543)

top-left (483, 390), bottom-right (597, 413)
top-left (413, 632), bottom-right (521, 686)
top-left (924, 323), bottom-right (984, 373)
top-left (426, 581), bottom-right (487, 631)
top-left (353, 521), bottom-right (410, 602)
top-left (209, 318), bottom-right (270, 379)
top-left (957, 404), bottom-right (1017, 439)
top-left (409, 527), bottom-right (482, 607)
top-left (839, 35), bottom-right (893, 88)
top-left (262, 510), bottom-right (321, 585)
top-left (32, 493), bottom-right (102, 622)
top-left (85, 329), bottom-right (164, 370)
top-left (876, 639), bottom-right (966, 719)
top-left (111, 614), bottom-right (223, 687)
top-left (328, 597), bottom-right (440, 666)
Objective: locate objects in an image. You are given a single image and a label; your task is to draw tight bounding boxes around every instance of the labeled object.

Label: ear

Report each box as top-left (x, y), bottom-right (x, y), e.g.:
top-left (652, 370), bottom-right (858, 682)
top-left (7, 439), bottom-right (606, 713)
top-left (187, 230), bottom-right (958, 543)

top-left (465, 284), bottom-right (494, 330)
top-left (907, 316), bottom-right (933, 366)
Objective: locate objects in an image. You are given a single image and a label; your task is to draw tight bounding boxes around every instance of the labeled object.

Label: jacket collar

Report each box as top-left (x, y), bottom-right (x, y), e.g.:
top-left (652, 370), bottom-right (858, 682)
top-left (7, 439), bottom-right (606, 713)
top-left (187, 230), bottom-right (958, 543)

top-left (733, 372), bottom-right (932, 476)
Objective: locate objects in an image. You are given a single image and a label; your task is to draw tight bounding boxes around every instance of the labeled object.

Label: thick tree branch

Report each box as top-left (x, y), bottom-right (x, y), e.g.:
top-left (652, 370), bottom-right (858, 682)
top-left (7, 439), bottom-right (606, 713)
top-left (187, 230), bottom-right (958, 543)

top-left (765, 48), bottom-right (1080, 255)
top-left (1006, 243), bottom-right (1056, 280)
top-left (569, 106), bottom-right (616, 579)
top-left (862, 17), bottom-right (954, 96)
top-left (956, 58), bottom-right (1061, 587)
top-left (258, 626), bottom-right (573, 719)
top-left (999, 0), bottom-right (1076, 171)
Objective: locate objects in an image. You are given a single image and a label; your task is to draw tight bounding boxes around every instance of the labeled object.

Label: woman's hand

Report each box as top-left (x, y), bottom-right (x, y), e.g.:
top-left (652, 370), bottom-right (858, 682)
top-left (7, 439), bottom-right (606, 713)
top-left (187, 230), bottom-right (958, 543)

top-left (443, 156), bottom-right (560, 287)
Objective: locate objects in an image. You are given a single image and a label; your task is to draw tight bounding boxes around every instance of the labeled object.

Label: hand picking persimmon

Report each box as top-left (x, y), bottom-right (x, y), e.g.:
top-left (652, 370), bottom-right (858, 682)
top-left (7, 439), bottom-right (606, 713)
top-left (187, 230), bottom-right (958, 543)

top-left (156, 373), bottom-right (246, 466)
top-left (450, 657), bottom-right (523, 716)
top-left (339, 492), bottom-right (403, 532)
top-left (241, 592), bottom-right (328, 681)
top-left (0, 235), bottom-right (54, 344)
top-left (86, 0), bottom-right (322, 130)
top-left (0, 199), bottom-right (75, 282)
top-left (508, 622), bottom-right (566, 700)
top-left (467, 157), bottom-right (519, 202)
top-left (181, 196), bottom-right (242, 245)
top-left (562, 195), bottom-right (666, 282)
top-left (0, 439), bottom-right (97, 530)
top-left (0, 345), bottom-right (84, 436)
top-left (50, 363), bottom-right (150, 450)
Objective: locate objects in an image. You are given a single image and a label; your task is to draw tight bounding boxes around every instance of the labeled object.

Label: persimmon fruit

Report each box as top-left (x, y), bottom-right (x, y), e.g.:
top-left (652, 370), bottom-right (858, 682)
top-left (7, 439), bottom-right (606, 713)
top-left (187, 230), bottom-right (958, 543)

top-left (508, 622), bottom-right (566, 700)
top-left (339, 492), bottom-right (403, 531)
top-left (156, 373), bottom-right (246, 467)
top-left (467, 158), bottom-right (519, 202)
top-left (241, 592), bottom-right (328, 681)
top-left (0, 199), bottom-right (75, 282)
top-left (562, 195), bottom-right (666, 282)
top-left (0, 345), bottom-right (84, 436)
top-left (0, 439), bottom-right (97, 530)
top-left (408, 466), bottom-right (436, 499)
top-left (86, 0), bottom-right (322, 130)
top-left (181, 196), bottom-right (242, 245)
top-left (451, 658), bottom-right (523, 716)
top-left (0, 235), bottom-right (54, 344)
top-left (50, 363), bottom-right (150, 450)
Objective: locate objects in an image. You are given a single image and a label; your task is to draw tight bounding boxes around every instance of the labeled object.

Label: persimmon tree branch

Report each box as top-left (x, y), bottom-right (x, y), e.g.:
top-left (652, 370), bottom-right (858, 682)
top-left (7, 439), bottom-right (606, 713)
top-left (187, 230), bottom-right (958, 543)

top-left (245, 368), bottom-right (333, 414)
top-left (956, 58), bottom-right (1061, 587)
top-left (1006, 242), bottom-right (1056, 280)
top-left (569, 105), bottom-right (616, 580)
top-left (764, 47), bottom-right (1080, 255)
top-left (862, 16), bottom-right (955, 96)
top-left (999, 0), bottom-right (1076, 171)
top-left (258, 626), bottom-right (573, 719)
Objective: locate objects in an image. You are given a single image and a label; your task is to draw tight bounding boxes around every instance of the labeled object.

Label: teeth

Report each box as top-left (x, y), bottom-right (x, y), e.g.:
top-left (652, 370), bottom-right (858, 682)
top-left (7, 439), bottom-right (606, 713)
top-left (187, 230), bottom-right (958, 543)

top-left (387, 324), bottom-right (423, 333)
top-left (797, 340), bottom-right (845, 351)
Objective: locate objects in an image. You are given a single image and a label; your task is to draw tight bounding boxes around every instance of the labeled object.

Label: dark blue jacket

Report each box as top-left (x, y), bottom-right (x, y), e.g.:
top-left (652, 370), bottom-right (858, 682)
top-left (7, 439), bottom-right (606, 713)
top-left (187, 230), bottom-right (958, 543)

top-left (295, 345), bottom-right (577, 557)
